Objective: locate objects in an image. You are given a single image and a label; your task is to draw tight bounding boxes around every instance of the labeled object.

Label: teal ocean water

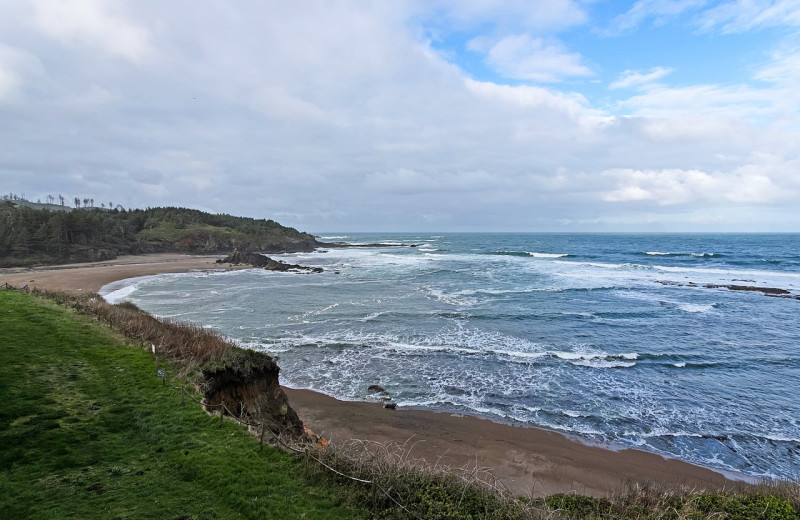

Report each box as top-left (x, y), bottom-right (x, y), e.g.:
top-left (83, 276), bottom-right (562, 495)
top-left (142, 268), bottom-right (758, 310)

top-left (102, 233), bottom-right (800, 480)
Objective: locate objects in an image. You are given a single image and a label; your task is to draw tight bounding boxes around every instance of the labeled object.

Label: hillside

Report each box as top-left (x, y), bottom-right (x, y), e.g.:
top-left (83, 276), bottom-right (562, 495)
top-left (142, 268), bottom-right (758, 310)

top-left (0, 289), bottom-right (365, 519)
top-left (0, 203), bottom-right (320, 267)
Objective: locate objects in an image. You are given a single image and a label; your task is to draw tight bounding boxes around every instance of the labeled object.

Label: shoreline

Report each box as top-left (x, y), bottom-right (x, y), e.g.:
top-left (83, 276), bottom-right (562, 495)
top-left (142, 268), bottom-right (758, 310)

top-left (283, 387), bottom-right (734, 497)
top-left (0, 253), bottom-right (738, 497)
top-left (0, 253), bottom-right (251, 294)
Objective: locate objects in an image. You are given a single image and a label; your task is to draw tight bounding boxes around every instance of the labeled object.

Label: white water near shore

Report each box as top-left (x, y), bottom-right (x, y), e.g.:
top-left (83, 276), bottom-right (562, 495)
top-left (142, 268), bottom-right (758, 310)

top-left (101, 233), bottom-right (800, 480)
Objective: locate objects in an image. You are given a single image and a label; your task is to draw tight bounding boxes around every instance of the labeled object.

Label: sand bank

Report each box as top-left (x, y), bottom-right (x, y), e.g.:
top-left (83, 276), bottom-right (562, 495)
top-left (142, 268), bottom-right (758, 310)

top-left (0, 254), bottom-right (734, 497)
top-left (0, 253), bottom-right (247, 293)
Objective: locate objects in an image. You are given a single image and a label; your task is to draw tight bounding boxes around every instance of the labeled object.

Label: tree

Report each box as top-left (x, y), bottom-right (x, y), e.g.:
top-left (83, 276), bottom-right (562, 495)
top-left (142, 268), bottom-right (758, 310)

top-left (58, 195), bottom-right (65, 206)
top-left (74, 197), bottom-right (80, 208)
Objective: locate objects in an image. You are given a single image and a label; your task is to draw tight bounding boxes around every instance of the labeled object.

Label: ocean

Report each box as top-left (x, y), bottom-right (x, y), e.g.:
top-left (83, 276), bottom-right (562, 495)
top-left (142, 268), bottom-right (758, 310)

top-left (101, 233), bottom-right (800, 480)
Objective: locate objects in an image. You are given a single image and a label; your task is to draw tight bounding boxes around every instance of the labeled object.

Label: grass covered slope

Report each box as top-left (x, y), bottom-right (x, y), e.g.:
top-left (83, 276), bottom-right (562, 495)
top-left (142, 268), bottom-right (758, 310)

top-left (0, 290), bottom-right (364, 520)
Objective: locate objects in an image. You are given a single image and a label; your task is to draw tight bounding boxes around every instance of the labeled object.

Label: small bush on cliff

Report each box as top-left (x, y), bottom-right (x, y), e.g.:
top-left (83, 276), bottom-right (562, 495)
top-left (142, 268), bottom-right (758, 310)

top-left (35, 289), bottom-right (233, 368)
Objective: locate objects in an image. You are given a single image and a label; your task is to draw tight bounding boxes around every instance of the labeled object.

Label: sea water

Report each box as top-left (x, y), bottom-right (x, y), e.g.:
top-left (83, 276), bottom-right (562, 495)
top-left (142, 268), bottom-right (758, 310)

top-left (101, 233), bottom-right (800, 480)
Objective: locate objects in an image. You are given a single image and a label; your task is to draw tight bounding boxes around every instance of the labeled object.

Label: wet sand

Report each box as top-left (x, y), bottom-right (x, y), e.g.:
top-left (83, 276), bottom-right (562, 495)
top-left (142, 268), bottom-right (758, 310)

top-left (285, 388), bottom-right (732, 498)
top-left (0, 254), bottom-right (735, 497)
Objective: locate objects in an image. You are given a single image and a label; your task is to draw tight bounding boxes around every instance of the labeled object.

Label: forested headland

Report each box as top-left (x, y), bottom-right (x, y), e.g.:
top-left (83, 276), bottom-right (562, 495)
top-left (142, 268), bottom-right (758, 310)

top-left (0, 200), bottom-right (319, 267)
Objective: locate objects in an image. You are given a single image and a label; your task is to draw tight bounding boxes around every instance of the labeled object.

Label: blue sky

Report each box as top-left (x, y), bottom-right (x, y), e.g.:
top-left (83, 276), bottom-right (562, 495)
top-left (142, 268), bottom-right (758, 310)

top-left (1, 1), bottom-right (799, 232)
top-left (429, 1), bottom-right (787, 106)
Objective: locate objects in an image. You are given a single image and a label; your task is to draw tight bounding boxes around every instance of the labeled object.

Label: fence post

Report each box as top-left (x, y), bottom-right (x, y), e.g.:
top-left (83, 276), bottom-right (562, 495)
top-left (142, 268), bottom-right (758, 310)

top-left (259, 423), bottom-right (266, 453)
top-left (180, 386), bottom-right (185, 405)
top-left (152, 344), bottom-right (159, 374)
top-left (219, 407), bottom-right (224, 427)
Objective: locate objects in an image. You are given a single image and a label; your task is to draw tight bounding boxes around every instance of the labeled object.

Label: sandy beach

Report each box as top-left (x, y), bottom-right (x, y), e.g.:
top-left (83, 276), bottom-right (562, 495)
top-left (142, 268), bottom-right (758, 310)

top-left (0, 254), bottom-right (735, 497)
top-left (0, 253), bottom-right (248, 294)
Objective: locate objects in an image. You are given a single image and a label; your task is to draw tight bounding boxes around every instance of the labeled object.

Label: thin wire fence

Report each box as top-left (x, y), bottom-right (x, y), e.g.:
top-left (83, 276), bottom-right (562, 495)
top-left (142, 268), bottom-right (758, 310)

top-left (166, 377), bottom-right (424, 520)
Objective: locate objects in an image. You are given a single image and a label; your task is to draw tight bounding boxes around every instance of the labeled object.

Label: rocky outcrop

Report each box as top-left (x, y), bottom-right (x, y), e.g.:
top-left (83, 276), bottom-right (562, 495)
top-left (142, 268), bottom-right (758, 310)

top-left (656, 280), bottom-right (800, 300)
top-left (321, 242), bottom-right (418, 248)
top-left (201, 349), bottom-right (303, 436)
top-left (217, 250), bottom-right (323, 273)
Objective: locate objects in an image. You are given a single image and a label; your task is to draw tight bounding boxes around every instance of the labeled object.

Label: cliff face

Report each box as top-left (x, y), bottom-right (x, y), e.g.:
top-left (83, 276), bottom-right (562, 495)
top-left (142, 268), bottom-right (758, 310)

top-left (201, 349), bottom-right (303, 436)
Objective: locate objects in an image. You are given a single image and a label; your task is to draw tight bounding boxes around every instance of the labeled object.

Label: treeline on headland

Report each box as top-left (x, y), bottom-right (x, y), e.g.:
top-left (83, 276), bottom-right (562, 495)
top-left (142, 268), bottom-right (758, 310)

top-left (0, 202), bottom-right (319, 267)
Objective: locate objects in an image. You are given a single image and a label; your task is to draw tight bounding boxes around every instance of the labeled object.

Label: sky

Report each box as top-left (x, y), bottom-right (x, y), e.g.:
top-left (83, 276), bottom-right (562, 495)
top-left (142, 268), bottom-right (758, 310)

top-left (1, 0), bottom-right (799, 232)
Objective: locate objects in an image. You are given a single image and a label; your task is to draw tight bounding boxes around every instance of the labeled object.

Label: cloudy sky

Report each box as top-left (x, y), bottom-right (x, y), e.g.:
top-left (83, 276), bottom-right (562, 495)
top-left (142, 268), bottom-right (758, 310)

top-left (1, 0), bottom-right (799, 232)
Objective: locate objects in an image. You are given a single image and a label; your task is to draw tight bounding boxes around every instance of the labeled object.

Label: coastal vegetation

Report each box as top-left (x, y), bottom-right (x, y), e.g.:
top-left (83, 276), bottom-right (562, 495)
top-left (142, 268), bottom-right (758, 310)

top-left (2, 286), bottom-right (799, 519)
top-left (0, 288), bottom-right (363, 519)
top-left (0, 200), bottom-right (319, 267)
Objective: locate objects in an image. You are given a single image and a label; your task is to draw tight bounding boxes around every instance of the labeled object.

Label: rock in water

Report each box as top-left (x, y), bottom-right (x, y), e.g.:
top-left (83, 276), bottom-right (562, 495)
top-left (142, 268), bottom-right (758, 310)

top-left (217, 249), bottom-right (323, 273)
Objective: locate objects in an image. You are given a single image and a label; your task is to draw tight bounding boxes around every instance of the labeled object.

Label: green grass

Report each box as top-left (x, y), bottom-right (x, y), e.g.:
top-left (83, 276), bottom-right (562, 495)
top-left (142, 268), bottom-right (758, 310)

top-left (0, 290), bottom-right (365, 520)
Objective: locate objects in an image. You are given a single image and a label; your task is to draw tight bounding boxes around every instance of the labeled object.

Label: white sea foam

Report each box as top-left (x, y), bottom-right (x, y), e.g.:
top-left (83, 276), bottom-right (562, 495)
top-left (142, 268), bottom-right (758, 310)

top-left (645, 251), bottom-right (673, 256)
top-left (676, 303), bottom-right (715, 313)
top-left (527, 252), bottom-right (569, 258)
top-left (548, 351), bottom-right (638, 361)
top-left (101, 282), bottom-right (140, 304)
top-left (360, 311), bottom-right (386, 322)
top-left (494, 349), bottom-right (547, 360)
top-left (99, 275), bottom-right (163, 303)
top-left (572, 360), bottom-right (636, 368)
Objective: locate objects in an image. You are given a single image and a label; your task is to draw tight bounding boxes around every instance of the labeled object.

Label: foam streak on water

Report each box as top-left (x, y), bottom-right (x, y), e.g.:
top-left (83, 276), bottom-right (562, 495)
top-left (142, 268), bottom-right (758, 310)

top-left (102, 233), bottom-right (800, 480)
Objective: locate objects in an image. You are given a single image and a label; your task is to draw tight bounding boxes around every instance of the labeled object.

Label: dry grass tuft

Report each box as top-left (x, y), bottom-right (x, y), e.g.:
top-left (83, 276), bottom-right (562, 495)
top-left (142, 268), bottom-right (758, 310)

top-left (33, 289), bottom-right (233, 371)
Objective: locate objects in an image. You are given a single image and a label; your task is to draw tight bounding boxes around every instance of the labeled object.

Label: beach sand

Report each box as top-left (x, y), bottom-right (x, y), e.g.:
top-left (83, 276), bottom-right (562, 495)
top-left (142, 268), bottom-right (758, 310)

top-left (285, 388), bottom-right (731, 497)
top-left (0, 253), bottom-right (247, 293)
top-left (0, 254), bottom-right (734, 497)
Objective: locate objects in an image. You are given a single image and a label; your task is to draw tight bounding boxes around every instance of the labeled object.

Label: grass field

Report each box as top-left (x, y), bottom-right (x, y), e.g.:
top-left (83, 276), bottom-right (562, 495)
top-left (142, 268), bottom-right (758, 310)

top-left (0, 289), bottom-right (365, 520)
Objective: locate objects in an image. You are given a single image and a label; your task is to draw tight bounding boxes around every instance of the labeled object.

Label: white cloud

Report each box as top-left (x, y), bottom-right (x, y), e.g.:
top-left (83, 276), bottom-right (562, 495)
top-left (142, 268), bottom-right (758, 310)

top-left (755, 46), bottom-right (800, 82)
top-left (0, 44), bottom-right (44, 104)
top-left (610, 67), bottom-right (674, 90)
top-left (618, 83), bottom-right (774, 120)
top-left (423, 0), bottom-right (588, 32)
top-left (477, 34), bottom-right (592, 82)
top-left (607, 0), bottom-right (707, 34)
top-left (697, 0), bottom-right (800, 32)
top-left (602, 166), bottom-right (787, 205)
top-left (30, 0), bottom-right (152, 64)
top-left (364, 168), bottom-right (504, 195)
top-left (464, 79), bottom-right (613, 131)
